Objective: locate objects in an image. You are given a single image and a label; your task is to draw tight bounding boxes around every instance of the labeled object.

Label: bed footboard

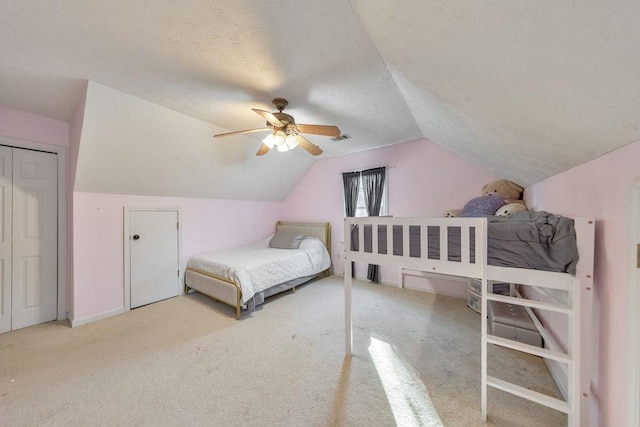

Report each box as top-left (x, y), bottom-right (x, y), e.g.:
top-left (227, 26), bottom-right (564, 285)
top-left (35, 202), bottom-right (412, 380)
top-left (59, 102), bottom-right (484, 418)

top-left (185, 268), bottom-right (242, 319)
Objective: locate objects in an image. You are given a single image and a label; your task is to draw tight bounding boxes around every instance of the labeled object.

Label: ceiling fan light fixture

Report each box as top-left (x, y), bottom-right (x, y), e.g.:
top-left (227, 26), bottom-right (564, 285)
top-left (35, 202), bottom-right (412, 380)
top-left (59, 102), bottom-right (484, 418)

top-left (216, 98), bottom-right (340, 157)
top-left (263, 133), bottom-right (276, 149)
top-left (264, 130), bottom-right (296, 152)
top-left (285, 135), bottom-right (298, 150)
top-left (272, 131), bottom-right (286, 148)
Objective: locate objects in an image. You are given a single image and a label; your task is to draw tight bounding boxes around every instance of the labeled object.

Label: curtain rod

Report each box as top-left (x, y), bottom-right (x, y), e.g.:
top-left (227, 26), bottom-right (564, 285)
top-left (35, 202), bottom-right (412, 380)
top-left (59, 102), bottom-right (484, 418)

top-left (340, 165), bottom-right (395, 175)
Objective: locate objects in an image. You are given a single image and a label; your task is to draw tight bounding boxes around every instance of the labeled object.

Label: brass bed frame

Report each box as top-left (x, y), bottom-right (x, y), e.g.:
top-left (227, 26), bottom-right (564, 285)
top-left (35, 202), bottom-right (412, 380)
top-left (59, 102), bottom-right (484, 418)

top-left (184, 221), bottom-right (331, 319)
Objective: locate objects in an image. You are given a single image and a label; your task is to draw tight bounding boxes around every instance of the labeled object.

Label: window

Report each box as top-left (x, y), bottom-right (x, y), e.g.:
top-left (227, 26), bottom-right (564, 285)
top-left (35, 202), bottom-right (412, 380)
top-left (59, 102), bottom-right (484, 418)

top-left (355, 174), bottom-right (388, 217)
top-left (342, 167), bottom-right (389, 218)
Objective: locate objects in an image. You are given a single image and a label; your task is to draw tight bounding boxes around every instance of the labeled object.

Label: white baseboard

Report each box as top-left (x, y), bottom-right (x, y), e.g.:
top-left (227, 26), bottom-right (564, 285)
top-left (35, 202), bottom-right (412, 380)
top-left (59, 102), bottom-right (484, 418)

top-left (538, 317), bottom-right (568, 401)
top-left (340, 271), bottom-right (466, 299)
top-left (544, 357), bottom-right (568, 402)
top-left (401, 268), bottom-right (469, 284)
top-left (403, 281), bottom-right (466, 299)
top-left (70, 307), bottom-right (125, 328)
top-left (353, 274), bottom-right (397, 287)
top-left (401, 269), bottom-right (467, 299)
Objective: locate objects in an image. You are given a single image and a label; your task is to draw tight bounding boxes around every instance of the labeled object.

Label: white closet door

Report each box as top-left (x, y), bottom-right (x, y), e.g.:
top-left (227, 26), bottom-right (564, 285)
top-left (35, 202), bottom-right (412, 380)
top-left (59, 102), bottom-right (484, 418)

top-left (11, 149), bottom-right (57, 330)
top-left (0, 146), bottom-right (12, 333)
top-left (130, 210), bottom-right (179, 309)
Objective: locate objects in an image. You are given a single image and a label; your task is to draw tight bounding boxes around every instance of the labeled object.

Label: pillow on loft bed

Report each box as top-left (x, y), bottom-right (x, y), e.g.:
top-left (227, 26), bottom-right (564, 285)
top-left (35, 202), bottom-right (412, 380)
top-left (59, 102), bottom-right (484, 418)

top-left (460, 195), bottom-right (506, 217)
top-left (269, 230), bottom-right (305, 249)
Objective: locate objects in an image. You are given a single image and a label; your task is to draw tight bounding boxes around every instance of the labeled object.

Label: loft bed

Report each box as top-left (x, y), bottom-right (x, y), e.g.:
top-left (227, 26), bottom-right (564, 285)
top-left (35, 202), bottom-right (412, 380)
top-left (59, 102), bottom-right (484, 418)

top-left (342, 212), bottom-right (594, 427)
top-left (185, 221), bottom-right (331, 319)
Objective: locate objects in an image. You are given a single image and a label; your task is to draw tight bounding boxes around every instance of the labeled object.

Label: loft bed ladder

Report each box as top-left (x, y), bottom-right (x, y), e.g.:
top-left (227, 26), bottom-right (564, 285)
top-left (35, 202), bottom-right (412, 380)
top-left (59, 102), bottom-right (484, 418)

top-left (481, 218), bottom-right (594, 427)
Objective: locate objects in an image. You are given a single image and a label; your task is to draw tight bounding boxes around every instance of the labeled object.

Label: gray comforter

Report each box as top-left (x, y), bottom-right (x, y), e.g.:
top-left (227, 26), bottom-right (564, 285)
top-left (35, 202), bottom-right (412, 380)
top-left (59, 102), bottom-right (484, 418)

top-left (351, 211), bottom-right (579, 274)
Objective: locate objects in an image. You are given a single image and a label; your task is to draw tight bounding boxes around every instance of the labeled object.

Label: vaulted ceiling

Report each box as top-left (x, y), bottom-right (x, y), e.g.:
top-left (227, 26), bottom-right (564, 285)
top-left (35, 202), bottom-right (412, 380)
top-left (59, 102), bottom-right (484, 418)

top-left (1, 1), bottom-right (639, 199)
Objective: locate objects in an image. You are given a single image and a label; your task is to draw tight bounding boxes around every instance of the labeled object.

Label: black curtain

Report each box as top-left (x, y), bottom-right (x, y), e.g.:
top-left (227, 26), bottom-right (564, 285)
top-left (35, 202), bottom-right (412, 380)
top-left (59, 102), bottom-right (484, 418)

top-left (342, 171), bottom-right (360, 277)
top-left (342, 171), bottom-right (360, 217)
top-left (361, 167), bottom-right (386, 282)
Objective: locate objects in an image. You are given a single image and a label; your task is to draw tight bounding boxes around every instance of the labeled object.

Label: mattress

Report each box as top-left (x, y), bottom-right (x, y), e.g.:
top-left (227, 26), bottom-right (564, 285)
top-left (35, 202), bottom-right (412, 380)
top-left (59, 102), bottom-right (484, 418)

top-left (351, 211), bottom-right (579, 274)
top-left (187, 236), bottom-right (331, 304)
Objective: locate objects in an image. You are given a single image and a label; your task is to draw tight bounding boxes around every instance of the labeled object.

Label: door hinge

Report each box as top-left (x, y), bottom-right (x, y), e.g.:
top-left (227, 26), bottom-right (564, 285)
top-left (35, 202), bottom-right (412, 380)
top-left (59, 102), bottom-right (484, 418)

top-left (177, 222), bottom-right (179, 229)
top-left (177, 269), bottom-right (180, 277)
top-left (637, 244), bottom-right (640, 268)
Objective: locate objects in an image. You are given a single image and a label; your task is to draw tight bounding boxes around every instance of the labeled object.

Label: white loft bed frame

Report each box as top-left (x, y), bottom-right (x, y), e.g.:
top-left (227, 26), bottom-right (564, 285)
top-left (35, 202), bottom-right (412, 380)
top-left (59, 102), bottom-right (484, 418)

top-left (343, 216), bottom-right (595, 427)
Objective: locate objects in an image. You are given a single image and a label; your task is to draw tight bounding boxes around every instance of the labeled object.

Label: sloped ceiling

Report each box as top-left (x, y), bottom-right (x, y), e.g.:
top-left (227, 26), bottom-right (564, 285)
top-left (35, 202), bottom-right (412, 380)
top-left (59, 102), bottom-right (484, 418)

top-left (76, 81), bottom-right (317, 201)
top-left (1, 0), bottom-right (639, 200)
top-left (351, 1), bottom-right (640, 184)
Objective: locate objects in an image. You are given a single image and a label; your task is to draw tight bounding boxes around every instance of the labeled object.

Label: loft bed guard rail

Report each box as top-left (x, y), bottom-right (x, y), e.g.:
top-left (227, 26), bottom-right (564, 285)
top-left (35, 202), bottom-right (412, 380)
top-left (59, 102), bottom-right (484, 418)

top-left (343, 216), bottom-right (487, 278)
top-left (342, 215), bottom-right (595, 427)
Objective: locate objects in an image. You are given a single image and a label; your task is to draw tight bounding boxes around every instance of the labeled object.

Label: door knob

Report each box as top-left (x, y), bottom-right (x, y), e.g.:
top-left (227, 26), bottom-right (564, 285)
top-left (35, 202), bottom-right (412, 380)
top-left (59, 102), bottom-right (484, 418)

top-left (133, 234), bottom-right (140, 240)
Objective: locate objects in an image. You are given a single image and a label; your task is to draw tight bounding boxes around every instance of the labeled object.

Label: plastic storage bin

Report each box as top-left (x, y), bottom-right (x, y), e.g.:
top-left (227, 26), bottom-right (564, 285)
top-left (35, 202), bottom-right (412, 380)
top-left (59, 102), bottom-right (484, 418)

top-left (467, 279), bottom-right (513, 313)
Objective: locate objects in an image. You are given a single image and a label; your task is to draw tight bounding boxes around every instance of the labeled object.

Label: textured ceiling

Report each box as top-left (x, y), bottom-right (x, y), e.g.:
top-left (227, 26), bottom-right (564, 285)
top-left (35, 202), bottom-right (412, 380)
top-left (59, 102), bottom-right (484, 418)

top-left (1, 0), bottom-right (639, 195)
top-left (351, 0), bottom-right (640, 185)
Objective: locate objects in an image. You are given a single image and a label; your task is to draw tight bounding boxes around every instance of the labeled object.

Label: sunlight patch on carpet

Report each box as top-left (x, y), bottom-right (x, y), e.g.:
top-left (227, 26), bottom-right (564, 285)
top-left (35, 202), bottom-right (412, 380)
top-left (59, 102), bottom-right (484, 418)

top-left (368, 337), bottom-right (443, 427)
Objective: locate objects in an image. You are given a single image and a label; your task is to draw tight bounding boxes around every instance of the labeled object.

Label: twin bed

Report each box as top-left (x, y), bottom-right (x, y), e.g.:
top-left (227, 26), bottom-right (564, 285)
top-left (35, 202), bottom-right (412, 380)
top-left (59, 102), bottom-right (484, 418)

top-left (185, 221), bottom-right (331, 319)
top-left (344, 211), bottom-right (594, 427)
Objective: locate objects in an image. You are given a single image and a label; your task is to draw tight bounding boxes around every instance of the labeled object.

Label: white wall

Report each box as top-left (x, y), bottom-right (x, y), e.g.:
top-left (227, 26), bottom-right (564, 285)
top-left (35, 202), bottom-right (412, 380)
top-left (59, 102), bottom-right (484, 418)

top-left (76, 82), bottom-right (315, 201)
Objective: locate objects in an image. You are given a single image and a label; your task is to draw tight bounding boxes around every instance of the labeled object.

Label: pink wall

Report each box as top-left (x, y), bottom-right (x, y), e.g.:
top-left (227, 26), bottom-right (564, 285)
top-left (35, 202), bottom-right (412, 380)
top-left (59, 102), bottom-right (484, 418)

top-left (524, 139), bottom-right (640, 426)
top-left (72, 192), bottom-right (283, 321)
top-left (282, 139), bottom-right (497, 290)
top-left (0, 105), bottom-right (69, 147)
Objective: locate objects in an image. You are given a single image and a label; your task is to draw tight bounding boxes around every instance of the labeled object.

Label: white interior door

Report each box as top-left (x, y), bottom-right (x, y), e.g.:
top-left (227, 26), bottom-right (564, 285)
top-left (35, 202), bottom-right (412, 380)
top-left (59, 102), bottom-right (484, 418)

top-left (130, 210), bottom-right (180, 309)
top-left (0, 146), bottom-right (13, 333)
top-left (11, 148), bottom-right (58, 330)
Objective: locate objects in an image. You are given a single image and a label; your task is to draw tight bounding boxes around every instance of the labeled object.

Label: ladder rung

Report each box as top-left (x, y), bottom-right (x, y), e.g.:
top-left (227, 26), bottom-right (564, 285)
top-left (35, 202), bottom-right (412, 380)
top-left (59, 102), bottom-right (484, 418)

top-left (486, 334), bottom-right (572, 363)
top-left (487, 375), bottom-right (570, 414)
top-left (486, 294), bottom-right (571, 314)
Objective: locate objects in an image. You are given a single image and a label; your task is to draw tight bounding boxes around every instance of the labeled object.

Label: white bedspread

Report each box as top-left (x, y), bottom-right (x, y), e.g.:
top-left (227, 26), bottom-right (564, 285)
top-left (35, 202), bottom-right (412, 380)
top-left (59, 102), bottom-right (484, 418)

top-left (186, 236), bottom-right (331, 304)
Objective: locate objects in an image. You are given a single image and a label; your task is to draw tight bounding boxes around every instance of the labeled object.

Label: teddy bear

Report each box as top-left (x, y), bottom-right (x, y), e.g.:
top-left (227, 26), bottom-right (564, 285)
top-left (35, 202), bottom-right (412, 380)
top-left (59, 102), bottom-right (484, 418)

top-left (444, 209), bottom-right (462, 218)
top-left (444, 179), bottom-right (527, 217)
top-left (495, 203), bottom-right (527, 217)
top-left (481, 179), bottom-right (524, 201)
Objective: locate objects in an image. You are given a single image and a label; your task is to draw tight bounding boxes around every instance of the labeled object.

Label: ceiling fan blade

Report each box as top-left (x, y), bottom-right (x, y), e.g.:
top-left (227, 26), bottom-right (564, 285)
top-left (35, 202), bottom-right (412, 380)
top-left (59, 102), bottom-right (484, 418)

top-left (256, 143), bottom-right (270, 156)
top-left (252, 109), bottom-right (284, 127)
top-left (213, 127), bottom-right (271, 138)
top-left (295, 135), bottom-right (323, 156)
top-left (296, 124), bottom-right (341, 137)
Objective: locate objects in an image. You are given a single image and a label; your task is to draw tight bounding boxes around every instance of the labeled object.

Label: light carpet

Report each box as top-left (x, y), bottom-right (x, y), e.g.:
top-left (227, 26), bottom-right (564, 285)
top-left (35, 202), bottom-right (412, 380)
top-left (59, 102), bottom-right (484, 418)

top-left (0, 276), bottom-right (566, 426)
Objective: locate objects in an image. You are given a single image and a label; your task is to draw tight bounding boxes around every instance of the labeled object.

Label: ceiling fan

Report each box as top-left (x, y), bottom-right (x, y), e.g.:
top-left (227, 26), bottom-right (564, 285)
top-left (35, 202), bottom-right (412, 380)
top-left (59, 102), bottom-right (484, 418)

top-left (213, 98), bottom-right (341, 156)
